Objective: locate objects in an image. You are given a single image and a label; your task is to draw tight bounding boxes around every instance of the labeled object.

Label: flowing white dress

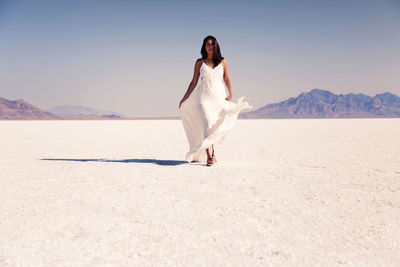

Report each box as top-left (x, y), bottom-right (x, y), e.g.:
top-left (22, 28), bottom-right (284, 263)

top-left (178, 59), bottom-right (253, 162)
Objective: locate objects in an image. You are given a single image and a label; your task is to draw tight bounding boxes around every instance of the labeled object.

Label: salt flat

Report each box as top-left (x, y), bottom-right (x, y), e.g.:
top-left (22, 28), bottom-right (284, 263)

top-left (0, 119), bottom-right (399, 266)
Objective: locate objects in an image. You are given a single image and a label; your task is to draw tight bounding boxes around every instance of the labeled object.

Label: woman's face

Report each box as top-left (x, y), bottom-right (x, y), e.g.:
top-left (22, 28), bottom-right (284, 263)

top-left (205, 39), bottom-right (214, 56)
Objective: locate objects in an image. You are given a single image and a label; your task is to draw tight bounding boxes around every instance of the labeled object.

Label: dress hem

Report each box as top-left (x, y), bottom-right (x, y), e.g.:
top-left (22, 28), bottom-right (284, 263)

top-left (184, 96), bottom-right (252, 162)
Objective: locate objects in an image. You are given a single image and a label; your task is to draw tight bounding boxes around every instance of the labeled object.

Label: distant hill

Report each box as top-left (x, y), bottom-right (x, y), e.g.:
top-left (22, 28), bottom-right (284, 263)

top-left (0, 97), bottom-right (61, 120)
top-left (3, 89), bottom-right (400, 120)
top-left (0, 96), bottom-right (179, 120)
top-left (240, 88), bottom-right (400, 119)
top-left (45, 105), bottom-right (125, 119)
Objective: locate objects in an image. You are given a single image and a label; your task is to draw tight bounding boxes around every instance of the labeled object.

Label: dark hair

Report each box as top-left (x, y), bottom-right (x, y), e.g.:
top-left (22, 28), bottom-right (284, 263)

top-left (200, 35), bottom-right (224, 67)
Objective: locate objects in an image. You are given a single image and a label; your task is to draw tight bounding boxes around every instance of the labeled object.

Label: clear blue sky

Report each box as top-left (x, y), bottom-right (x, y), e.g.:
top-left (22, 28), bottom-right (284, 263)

top-left (1, 0), bottom-right (399, 117)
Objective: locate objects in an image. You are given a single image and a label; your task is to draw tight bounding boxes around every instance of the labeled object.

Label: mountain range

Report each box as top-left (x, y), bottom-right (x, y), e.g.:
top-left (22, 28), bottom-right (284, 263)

top-left (0, 97), bottom-right (61, 120)
top-left (1, 88), bottom-right (400, 120)
top-left (240, 88), bottom-right (400, 119)
top-left (45, 105), bottom-right (124, 119)
top-left (0, 97), bottom-right (123, 120)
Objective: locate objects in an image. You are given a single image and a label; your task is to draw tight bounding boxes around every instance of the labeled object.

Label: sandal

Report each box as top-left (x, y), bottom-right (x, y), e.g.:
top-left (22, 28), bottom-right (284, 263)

top-left (206, 155), bottom-right (214, 166)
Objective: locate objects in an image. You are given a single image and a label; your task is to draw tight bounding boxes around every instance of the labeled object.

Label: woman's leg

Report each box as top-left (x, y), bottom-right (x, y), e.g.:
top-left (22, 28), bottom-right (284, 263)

top-left (206, 146), bottom-right (213, 158)
top-left (211, 144), bottom-right (217, 162)
top-left (206, 145), bottom-right (216, 157)
top-left (206, 145), bottom-right (214, 166)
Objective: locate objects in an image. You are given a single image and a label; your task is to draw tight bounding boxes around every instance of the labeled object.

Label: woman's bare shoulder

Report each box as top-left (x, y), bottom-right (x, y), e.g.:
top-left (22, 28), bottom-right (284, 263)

top-left (221, 58), bottom-right (227, 67)
top-left (194, 58), bottom-right (203, 69)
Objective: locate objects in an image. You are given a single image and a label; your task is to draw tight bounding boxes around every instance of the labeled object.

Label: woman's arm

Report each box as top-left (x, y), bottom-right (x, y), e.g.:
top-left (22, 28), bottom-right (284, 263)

top-left (179, 59), bottom-right (202, 108)
top-left (222, 59), bottom-right (233, 101)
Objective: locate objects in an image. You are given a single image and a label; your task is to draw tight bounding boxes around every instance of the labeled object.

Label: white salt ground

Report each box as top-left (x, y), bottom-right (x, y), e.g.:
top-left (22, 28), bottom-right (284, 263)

top-left (0, 119), bottom-right (399, 266)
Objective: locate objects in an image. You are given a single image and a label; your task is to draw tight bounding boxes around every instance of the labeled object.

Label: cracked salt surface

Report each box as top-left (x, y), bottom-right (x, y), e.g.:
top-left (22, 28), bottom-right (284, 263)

top-left (0, 119), bottom-right (399, 266)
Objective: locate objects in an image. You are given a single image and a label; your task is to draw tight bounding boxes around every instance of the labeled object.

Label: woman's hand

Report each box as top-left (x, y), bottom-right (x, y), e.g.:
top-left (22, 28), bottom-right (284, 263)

top-left (225, 94), bottom-right (232, 101)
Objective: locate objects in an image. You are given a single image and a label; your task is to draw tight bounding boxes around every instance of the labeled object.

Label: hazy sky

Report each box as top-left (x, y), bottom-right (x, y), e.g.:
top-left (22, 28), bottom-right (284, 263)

top-left (1, 0), bottom-right (399, 117)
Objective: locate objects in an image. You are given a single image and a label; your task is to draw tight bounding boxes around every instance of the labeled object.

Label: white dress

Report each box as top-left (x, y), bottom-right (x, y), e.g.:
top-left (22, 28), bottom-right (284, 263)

top-left (178, 59), bottom-right (253, 162)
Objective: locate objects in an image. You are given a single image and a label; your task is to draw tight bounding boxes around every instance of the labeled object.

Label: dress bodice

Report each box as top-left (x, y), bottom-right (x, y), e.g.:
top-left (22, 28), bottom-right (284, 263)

top-left (200, 61), bottom-right (224, 83)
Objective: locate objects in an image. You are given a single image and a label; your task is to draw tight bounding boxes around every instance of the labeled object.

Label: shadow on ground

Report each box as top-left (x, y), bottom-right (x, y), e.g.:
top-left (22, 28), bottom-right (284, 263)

top-left (41, 158), bottom-right (188, 166)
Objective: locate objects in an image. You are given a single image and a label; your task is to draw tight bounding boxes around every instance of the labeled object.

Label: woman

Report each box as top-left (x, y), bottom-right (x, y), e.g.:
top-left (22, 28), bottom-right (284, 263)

top-left (178, 35), bottom-right (252, 166)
